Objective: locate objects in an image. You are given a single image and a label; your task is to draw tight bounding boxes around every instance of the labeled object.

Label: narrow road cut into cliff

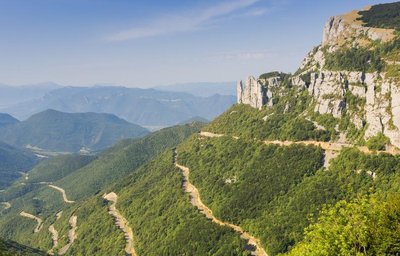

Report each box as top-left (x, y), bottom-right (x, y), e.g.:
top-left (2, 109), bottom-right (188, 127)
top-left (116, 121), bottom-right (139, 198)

top-left (174, 149), bottom-right (268, 256)
top-left (103, 192), bottom-right (137, 256)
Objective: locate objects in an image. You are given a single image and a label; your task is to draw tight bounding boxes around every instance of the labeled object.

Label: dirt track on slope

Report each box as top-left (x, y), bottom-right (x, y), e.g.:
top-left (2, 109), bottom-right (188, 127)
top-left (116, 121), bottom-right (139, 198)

top-left (20, 211), bottom-right (43, 233)
top-left (58, 215), bottom-right (77, 255)
top-left (48, 224), bottom-right (59, 254)
top-left (0, 202), bottom-right (11, 209)
top-left (103, 192), bottom-right (137, 256)
top-left (48, 211), bottom-right (63, 255)
top-left (48, 185), bottom-right (75, 204)
top-left (200, 131), bottom-right (400, 155)
top-left (174, 151), bottom-right (268, 256)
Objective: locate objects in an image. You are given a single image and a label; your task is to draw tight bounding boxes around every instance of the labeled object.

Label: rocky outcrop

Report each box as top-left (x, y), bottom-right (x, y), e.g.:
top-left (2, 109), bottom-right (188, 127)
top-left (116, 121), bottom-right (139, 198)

top-left (237, 76), bottom-right (267, 109)
top-left (237, 75), bottom-right (283, 109)
top-left (322, 8), bottom-right (395, 50)
top-left (237, 6), bottom-right (400, 147)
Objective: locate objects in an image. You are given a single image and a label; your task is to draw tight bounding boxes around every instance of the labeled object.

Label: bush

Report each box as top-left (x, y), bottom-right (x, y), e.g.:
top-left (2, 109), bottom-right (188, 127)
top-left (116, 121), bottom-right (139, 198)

top-left (366, 132), bottom-right (390, 151)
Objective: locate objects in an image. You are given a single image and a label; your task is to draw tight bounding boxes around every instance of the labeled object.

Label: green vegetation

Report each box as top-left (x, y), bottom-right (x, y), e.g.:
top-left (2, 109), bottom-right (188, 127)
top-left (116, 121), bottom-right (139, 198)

top-left (117, 152), bottom-right (248, 255)
top-left (324, 34), bottom-right (400, 73)
top-left (0, 238), bottom-right (45, 255)
top-left (57, 123), bottom-right (204, 201)
top-left (0, 109), bottom-right (149, 152)
top-left (207, 94), bottom-right (333, 142)
top-left (259, 72), bottom-right (290, 80)
top-left (324, 47), bottom-right (385, 72)
top-left (0, 142), bottom-right (37, 189)
top-left (366, 132), bottom-right (390, 151)
top-left (0, 123), bottom-right (204, 254)
top-left (358, 2), bottom-right (400, 30)
top-left (284, 195), bottom-right (400, 256)
top-left (177, 136), bottom-right (324, 255)
top-left (27, 154), bottom-right (96, 183)
top-left (66, 197), bottom-right (126, 256)
top-left (177, 132), bottom-right (400, 255)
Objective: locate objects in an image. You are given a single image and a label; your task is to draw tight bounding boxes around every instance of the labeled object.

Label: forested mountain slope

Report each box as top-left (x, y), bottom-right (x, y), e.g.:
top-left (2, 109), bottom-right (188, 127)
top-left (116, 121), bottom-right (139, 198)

top-left (0, 109), bottom-right (149, 153)
top-left (0, 123), bottom-right (205, 254)
top-left (1, 2), bottom-right (400, 256)
top-left (0, 238), bottom-right (45, 256)
top-left (0, 141), bottom-right (37, 189)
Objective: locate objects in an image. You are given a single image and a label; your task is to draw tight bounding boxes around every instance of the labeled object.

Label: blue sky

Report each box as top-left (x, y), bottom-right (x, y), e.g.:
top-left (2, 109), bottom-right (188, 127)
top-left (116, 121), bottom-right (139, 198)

top-left (0, 0), bottom-right (396, 87)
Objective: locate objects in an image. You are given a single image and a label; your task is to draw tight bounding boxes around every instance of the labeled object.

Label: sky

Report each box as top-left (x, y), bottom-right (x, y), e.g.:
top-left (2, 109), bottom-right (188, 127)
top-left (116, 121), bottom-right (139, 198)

top-left (0, 0), bottom-right (397, 87)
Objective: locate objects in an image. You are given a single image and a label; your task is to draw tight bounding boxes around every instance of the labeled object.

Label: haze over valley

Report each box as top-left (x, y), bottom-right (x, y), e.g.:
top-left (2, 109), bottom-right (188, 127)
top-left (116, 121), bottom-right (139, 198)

top-left (1, 1), bottom-right (400, 255)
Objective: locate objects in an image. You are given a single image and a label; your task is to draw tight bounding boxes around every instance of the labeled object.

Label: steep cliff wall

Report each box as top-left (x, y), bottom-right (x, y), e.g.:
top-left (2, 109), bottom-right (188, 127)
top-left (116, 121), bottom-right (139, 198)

top-left (237, 76), bottom-right (267, 109)
top-left (237, 75), bottom-right (285, 109)
top-left (237, 5), bottom-right (400, 147)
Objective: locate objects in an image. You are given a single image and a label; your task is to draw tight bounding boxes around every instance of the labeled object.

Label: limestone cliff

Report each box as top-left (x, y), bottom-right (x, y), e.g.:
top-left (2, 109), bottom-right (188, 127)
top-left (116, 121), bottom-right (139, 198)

top-left (237, 3), bottom-right (400, 147)
top-left (237, 74), bottom-right (284, 109)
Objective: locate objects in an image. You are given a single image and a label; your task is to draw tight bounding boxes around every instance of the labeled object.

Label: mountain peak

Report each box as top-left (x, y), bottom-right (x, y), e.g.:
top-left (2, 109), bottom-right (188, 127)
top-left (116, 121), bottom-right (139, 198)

top-left (236, 1), bottom-right (400, 148)
top-left (322, 6), bottom-right (396, 49)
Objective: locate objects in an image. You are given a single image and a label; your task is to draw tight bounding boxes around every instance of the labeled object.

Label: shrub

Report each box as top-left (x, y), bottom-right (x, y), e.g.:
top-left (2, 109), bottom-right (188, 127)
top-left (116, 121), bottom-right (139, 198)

top-left (366, 132), bottom-right (390, 151)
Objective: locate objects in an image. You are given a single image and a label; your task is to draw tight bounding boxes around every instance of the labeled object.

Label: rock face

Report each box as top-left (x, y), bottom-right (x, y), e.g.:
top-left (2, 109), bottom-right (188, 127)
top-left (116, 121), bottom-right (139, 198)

top-left (322, 9), bottom-right (395, 50)
top-left (237, 6), bottom-right (400, 147)
top-left (237, 75), bottom-right (284, 109)
top-left (237, 76), bottom-right (267, 110)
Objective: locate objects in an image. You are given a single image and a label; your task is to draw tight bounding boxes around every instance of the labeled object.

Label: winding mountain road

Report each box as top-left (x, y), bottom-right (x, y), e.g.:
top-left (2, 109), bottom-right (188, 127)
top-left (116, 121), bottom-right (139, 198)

top-left (174, 150), bottom-right (268, 256)
top-left (48, 185), bottom-right (75, 204)
top-left (48, 211), bottom-right (63, 255)
top-left (0, 202), bottom-right (11, 209)
top-left (103, 192), bottom-right (137, 256)
top-left (20, 211), bottom-right (43, 233)
top-left (58, 215), bottom-right (78, 255)
top-left (48, 225), bottom-right (59, 254)
top-left (200, 131), bottom-right (400, 155)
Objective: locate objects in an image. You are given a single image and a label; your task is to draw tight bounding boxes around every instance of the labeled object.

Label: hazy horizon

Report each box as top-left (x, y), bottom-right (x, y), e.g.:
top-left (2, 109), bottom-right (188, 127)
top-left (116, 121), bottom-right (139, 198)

top-left (0, 0), bottom-right (397, 87)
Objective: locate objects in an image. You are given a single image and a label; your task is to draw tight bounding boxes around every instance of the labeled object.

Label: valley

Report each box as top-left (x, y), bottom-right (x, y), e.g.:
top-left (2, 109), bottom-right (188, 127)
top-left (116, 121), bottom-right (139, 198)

top-left (1, 1), bottom-right (400, 256)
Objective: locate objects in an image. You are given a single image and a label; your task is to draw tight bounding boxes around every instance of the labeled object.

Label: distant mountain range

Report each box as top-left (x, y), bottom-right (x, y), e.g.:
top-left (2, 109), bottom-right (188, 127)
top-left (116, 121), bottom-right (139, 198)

top-left (0, 84), bottom-right (235, 128)
top-left (0, 113), bottom-right (19, 127)
top-left (154, 82), bottom-right (235, 97)
top-left (0, 110), bottom-right (149, 153)
top-left (0, 82), bottom-right (61, 108)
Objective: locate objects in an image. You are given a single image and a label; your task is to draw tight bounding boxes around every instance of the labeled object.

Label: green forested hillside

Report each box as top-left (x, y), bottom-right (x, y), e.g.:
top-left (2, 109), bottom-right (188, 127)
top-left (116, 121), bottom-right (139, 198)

top-left (207, 99), bottom-right (333, 142)
top-left (284, 195), bottom-right (400, 256)
top-left (0, 238), bottom-right (45, 255)
top-left (176, 129), bottom-right (400, 255)
top-left (27, 154), bottom-right (96, 184)
top-left (0, 141), bottom-right (37, 189)
top-left (69, 152), bottom-right (248, 255)
top-left (0, 109), bottom-right (149, 152)
top-left (0, 123), bottom-right (205, 254)
top-left (56, 122), bottom-right (204, 201)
